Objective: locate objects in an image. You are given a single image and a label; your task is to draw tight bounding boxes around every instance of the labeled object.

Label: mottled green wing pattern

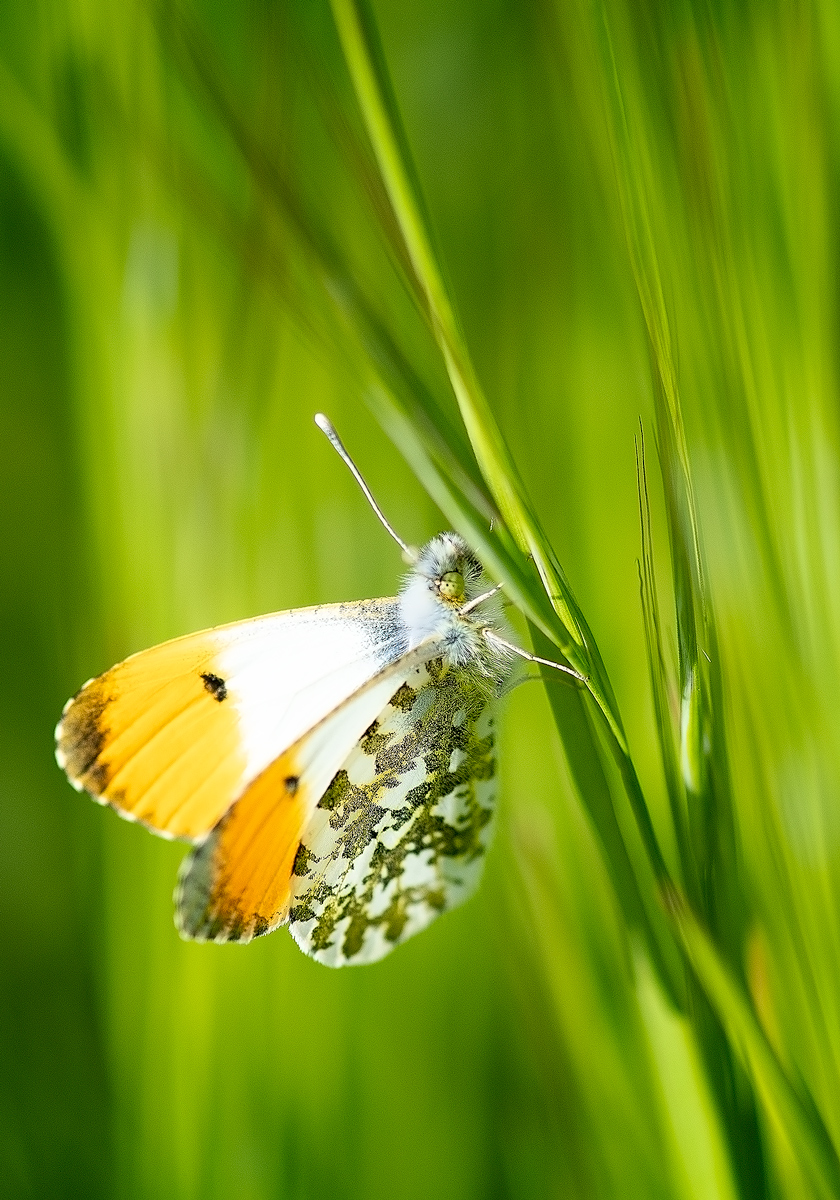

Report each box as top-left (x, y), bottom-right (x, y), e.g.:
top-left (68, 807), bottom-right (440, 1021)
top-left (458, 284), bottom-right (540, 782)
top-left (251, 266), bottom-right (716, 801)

top-left (288, 657), bottom-right (497, 966)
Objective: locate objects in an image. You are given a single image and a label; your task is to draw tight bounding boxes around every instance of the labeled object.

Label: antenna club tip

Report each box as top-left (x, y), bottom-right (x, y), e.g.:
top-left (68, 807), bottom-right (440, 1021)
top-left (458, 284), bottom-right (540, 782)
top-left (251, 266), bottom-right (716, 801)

top-left (314, 413), bottom-right (332, 433)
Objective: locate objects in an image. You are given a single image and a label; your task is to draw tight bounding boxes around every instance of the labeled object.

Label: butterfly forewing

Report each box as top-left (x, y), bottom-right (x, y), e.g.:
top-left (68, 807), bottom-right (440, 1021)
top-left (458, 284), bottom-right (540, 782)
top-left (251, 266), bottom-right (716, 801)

top-left (289, 656), bottom-right (498, 967)
top-left (56, 599), bottom-right (406, 840)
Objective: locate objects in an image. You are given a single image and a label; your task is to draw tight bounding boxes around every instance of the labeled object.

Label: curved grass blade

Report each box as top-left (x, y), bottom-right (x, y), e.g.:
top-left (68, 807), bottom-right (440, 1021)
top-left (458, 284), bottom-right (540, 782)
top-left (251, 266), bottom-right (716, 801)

top-left (375, 383), bottom-right (684, 1002)
top-left (329, 0), bottom-right (627, 748)
top-left (329, 0), bottom-right (688, 1005)
top-left (335, 6), bottom-right (840, 1191)
top-left (636, 426), bottom-right (691, 892)
top-left (599, 7), bottom-right (836, 1188)
top-left (670, 896), bottom-right (840, 1200)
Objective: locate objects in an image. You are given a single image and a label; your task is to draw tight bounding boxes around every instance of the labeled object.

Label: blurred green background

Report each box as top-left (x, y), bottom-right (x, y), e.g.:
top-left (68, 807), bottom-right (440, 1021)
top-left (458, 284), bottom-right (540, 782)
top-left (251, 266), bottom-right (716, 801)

top-left (4, 0), bottom-right (840, 1197)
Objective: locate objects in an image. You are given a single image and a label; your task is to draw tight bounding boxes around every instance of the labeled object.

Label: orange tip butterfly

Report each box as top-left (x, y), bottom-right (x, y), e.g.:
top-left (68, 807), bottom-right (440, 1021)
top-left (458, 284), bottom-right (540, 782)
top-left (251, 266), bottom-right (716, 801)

top-left (55, 416), bottom-right (583, 966)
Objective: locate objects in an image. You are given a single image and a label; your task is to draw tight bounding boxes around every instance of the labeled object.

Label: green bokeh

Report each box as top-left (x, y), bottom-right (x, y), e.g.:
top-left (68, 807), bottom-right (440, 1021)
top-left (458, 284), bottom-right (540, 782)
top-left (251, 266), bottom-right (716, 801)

top-left (3, 1), bottom-right (840, 1197)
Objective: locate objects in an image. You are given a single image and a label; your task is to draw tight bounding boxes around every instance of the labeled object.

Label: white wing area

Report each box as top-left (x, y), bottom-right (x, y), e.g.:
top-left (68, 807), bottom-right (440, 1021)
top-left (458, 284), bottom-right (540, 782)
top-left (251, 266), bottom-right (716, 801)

top-left (214, 597), bottom-right (406, 784)
top-left (54, 596), bottom-right (410, 843)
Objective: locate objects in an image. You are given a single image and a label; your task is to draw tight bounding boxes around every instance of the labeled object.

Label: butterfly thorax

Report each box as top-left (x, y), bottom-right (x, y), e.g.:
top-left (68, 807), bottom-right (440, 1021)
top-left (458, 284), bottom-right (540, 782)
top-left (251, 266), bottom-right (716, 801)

top-left (399, 532), bottom-right (512, 694)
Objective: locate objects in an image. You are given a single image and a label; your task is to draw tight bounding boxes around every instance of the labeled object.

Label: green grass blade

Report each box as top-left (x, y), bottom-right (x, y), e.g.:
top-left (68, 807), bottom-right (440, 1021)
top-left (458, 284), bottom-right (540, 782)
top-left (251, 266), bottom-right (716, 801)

top-left (376, 375), bottom-right (685, 1000)
top-left (330, 0), bottom-right (533, 544)
top-left (636, 428), bottom-right (690, 888)
top-left (326, 15), bottom-right (683, 953)
top-left (329, 0), bottom-right (605, 691)
top-left (671, 897), bottom-right (840, 1200)
top-left (635, 948), bottom-right (739, 1200)
top-left (343, 11), bottom-right (840, 1194)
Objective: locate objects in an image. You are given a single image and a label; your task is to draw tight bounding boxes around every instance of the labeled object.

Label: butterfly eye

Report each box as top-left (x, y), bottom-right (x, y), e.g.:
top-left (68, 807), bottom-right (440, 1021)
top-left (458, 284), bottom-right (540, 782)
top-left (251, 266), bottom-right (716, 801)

top-left (438, 570), bottom-right (465, 601)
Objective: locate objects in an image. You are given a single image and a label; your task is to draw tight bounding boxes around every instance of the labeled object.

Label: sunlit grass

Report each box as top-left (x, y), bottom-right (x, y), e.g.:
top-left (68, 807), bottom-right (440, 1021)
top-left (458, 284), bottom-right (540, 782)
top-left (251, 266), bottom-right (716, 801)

top-left (3, 1), bottom-right (840, 1197)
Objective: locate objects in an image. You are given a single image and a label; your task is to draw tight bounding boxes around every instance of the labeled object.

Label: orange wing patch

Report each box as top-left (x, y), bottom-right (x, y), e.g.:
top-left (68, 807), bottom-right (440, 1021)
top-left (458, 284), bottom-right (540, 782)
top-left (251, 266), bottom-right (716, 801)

top-left (56, 634), bottom-right (245, 840)
top-left (176, 749), bottom-right (307, 942)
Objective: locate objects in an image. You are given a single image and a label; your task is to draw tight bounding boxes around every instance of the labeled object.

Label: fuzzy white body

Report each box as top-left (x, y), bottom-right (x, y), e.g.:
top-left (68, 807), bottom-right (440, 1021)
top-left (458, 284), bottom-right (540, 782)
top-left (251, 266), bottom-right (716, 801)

top-left (399, 532), bottom-right (511, 685)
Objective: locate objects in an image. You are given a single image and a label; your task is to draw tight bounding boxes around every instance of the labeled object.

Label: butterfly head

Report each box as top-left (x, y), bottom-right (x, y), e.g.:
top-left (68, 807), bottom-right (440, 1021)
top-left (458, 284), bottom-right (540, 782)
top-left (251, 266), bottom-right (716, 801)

top-left (399, 532), bottom-right (512, 690)
top-left (411, 532), bottom-right (482, 606)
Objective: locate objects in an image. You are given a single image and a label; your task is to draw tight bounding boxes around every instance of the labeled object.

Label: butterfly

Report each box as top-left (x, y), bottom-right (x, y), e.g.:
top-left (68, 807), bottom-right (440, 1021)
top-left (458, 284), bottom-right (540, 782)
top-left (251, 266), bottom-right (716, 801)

top-left (55, 415), bottom-right (583, 966)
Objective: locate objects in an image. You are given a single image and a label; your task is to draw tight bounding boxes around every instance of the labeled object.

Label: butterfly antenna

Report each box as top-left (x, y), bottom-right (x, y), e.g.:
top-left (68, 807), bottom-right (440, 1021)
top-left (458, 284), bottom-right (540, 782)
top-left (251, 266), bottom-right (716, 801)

top-left (315, 414), bottom-right (411, 556)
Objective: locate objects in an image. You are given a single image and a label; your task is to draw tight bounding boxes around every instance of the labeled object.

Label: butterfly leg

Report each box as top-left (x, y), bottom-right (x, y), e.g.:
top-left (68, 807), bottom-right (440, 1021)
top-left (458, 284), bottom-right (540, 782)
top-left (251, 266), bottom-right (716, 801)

top-left (481, 628), bottom-right (587, 683)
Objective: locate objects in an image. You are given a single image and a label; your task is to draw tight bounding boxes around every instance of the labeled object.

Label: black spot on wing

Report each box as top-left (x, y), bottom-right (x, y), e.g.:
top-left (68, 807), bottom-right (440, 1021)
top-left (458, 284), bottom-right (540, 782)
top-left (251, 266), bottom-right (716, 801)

top-left (201, 672), bottom-right (227, 702)
top-left (389, 683), bottom-right (417, 713)
top-left (293, 842), bottom-right (315, 876)
top-left (360, 720), bottom-right (392, 757)
top-left (289, 899), bottom-right (316, 925)
top-left (335, 803), bottom-right (386, 859)
top-left (318, 770), bottom-right (351, 812)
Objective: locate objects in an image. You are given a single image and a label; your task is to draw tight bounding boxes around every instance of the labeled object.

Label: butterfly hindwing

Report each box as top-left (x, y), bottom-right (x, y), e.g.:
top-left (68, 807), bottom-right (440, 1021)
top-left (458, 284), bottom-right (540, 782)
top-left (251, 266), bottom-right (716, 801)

top-left (288, 656), bottom-right (498, 967)
top-left (55, 599), bottom-right (405, 841)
